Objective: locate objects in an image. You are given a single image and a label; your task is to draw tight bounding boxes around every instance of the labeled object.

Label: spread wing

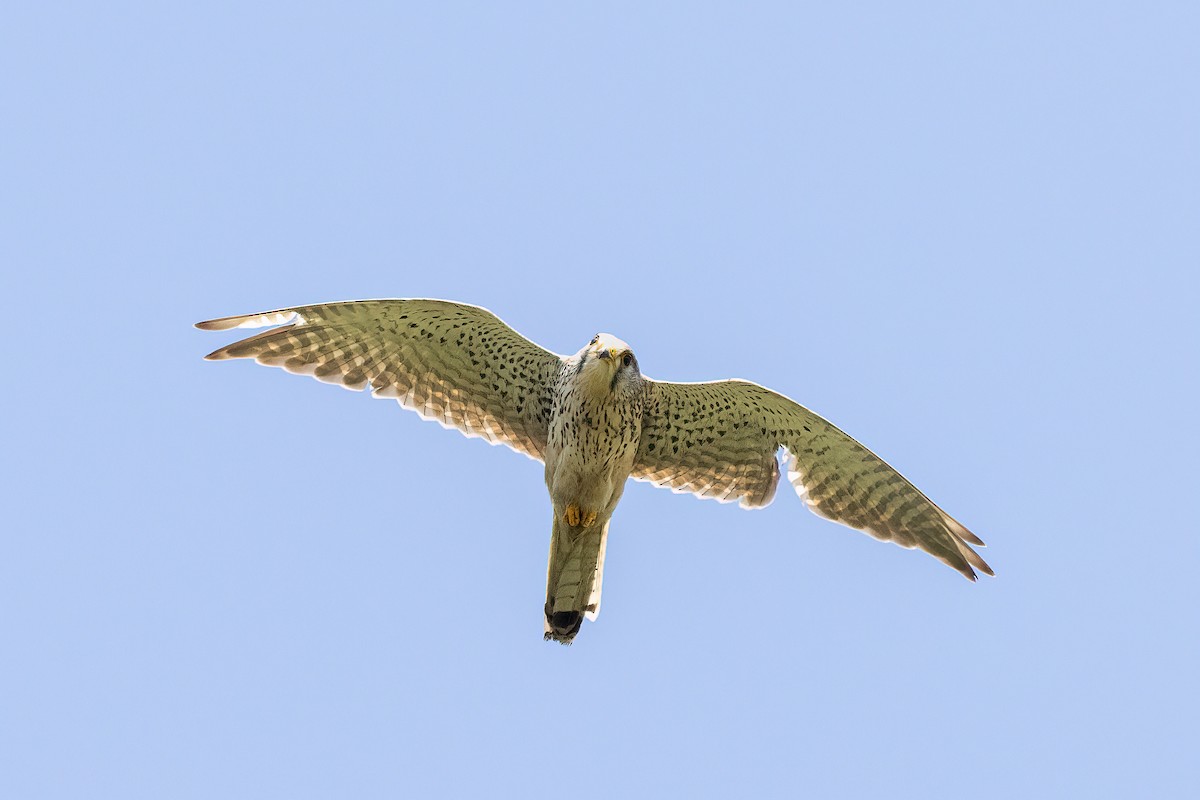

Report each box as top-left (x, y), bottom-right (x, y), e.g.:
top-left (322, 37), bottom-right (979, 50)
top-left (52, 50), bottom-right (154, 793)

top-left (632, 379), bottom-right (992, 580)
top-left (197, 299), bottom-right (564, 460)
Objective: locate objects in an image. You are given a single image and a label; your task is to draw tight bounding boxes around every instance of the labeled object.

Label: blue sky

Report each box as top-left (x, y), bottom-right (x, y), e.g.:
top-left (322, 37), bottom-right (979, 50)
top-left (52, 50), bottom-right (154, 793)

top-left (2, 3), bottom-right (1197, 797)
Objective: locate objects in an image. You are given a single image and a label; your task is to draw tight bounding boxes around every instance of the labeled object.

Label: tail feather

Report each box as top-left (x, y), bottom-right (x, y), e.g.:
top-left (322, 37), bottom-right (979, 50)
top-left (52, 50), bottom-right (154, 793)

top-left (584, 526), bottom-right (608, 622)
top-left (543, 516), bottom-right (609, 644)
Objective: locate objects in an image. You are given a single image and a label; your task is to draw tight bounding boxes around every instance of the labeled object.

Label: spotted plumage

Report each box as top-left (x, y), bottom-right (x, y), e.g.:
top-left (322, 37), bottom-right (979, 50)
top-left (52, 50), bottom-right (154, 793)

top-left (198, 298), bottom-right (993, 644)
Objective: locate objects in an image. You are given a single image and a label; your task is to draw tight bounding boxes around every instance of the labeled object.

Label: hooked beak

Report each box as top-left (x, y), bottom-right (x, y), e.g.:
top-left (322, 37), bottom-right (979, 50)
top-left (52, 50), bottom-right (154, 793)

top-left (597, 347), bottom-right (621, 361)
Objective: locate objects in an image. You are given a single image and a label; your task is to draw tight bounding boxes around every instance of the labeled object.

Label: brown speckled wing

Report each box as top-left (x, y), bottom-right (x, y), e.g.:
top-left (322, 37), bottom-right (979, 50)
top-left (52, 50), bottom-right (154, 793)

top-left (197, 299), bottom-right (564, 460)
top-left (632, 379), bottom-right (992, 580)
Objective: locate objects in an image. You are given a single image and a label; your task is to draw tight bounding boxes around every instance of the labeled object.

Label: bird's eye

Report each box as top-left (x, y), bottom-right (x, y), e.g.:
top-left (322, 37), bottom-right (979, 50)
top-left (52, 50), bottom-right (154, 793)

top-left (622, 353), bottom-right (633, 367)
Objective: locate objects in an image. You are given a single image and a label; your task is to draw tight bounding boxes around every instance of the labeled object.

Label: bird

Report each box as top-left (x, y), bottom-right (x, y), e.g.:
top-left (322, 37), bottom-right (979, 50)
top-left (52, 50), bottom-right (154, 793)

top-left (197, 298), bottom-right (993, 643)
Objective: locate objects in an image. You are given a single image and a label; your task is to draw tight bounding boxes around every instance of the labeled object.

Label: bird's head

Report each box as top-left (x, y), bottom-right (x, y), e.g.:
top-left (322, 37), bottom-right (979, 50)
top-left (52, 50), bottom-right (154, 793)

top-left (576, 332), bottom-right (642, 397)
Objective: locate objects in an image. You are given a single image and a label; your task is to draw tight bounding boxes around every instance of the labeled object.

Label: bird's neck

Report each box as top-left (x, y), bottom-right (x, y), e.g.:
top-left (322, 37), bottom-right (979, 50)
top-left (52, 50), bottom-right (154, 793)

top-left (576, 358), bottom-right (617, 404)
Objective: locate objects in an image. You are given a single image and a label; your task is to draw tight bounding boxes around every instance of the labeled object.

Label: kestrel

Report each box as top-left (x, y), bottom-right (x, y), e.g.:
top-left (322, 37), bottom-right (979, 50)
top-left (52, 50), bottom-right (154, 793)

top-left (198, 299), bottom-right (993, 643)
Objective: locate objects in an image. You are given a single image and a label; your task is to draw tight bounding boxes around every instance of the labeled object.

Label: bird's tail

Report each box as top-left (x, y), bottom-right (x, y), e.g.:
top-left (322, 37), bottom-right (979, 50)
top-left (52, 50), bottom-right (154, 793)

top-left (543, 515), bottom-right (609, 644)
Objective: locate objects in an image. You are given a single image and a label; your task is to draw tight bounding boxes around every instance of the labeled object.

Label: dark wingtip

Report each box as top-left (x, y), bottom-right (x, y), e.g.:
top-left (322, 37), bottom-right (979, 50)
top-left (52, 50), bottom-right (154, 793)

top-left (195, 315), bottom-right (251, 331)
top-left (958, 529), bottom-right (986, 547)
top-left (963, 560), bottom-right (996, 581)
top-left (969, 549), bottom-right (996, 578)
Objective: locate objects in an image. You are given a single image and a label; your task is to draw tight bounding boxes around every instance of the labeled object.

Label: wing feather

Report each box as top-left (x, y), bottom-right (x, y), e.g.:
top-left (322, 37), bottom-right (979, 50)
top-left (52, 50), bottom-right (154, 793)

top-left (198, 299), bottom-right (564, 460)
top-left (632, 379), bottom-right (991, 580)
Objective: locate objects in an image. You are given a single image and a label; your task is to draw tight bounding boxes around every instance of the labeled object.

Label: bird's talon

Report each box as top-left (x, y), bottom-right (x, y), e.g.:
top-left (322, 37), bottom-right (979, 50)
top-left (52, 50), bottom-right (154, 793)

top-left (582, 510), bottom-right (597, 528)
top-left (564, 504), bottom-right (581, 527)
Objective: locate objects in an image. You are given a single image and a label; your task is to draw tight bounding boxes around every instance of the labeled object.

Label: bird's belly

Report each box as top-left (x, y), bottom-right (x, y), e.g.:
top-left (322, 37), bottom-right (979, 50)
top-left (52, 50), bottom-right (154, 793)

top-left (545, 440), bottom-right (634, 516)
top-left (544, 391), bottom-right (640, 518)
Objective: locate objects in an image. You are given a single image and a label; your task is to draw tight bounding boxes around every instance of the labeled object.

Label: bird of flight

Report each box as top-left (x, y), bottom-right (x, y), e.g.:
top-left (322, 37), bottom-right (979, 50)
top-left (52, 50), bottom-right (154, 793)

top-left (198, 299), bottom-right (993, 643)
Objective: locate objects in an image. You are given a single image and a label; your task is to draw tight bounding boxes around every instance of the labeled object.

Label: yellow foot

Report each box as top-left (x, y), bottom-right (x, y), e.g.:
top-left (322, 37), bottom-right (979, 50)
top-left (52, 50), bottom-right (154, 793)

top-left (563, 505), bottom-right (598, 528)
